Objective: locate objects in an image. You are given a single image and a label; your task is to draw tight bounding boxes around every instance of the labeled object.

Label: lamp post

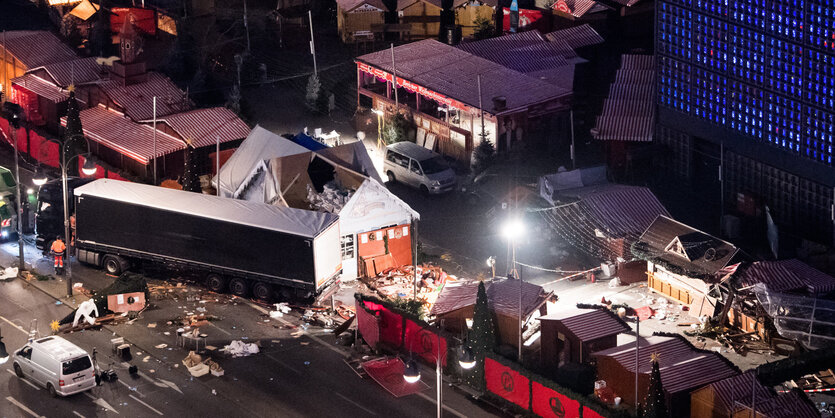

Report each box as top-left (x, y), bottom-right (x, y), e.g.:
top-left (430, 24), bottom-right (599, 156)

top-left (403, 326), bottom-right (475, 418)
top-left (501, 217), bottom-right (525, 361)
top-left (618, 308), bottom-right (640, 414)
top-left (33, 135), bottom-right (98, 297)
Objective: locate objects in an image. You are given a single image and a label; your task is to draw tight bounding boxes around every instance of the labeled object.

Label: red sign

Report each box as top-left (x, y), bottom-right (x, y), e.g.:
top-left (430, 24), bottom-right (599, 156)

top-left (357, 62), bottom-right (473, 112)
top-left (502, 8), bottom-right (547, 32)
top-left (404, 320), bottom-right (447, 367)
top-left (111, 8), bottom-right (156, 35)
top-left (553, 0), bottom-right (572, 13)
top-left (486, 357), bottom-right (530, 409)
top-left (532, 382), bottom-right (580, 418)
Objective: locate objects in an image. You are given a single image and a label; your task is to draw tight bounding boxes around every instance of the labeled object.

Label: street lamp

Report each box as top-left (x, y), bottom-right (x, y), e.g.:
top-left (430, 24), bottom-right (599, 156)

top-left (32, 135), bottom-right (98, 297)
top-left (618, 307), bottom-right (640, 415)
top-left (371, 109), bottom-right (384, 149)
top-left (403, 360), bottom-right (421, 383)
top-left (458, 345), bottom-right (476, 370)
top-left (501, 217), bottom-right (526, 361)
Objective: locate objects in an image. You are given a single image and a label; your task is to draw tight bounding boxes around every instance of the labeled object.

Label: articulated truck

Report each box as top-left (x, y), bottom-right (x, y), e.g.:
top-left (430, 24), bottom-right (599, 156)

top-left (41, 179), bottom-right (342, 304)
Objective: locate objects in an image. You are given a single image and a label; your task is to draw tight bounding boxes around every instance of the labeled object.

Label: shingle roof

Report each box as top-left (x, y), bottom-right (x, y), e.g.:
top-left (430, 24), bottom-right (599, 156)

top-left (159, 107), bottom-right (250, 149)
top-left (592, 335), bottom-right (740, 395)
top-left (593, 54), bottom-right (654, 142)
top-left (357, 39), bottom-right (570, 114)
top-left (633, 216), bottom-right (739, 278)
top-left (66, 105), bottom-right (185, 165)
top-left (541, 308), bottom-right (630, 342)
top-left (336, 0), bottom-right (388, 12)
top-left (429, 278), bottom-right (552, 318)
top-left (11, 74), bottom-right (70, 103)
top-left (541, 184), bottom-right (670, 261)
top-left (0, 31), bottom-right (76, 69)
top-left (699, 371), bottom-right (773, 414)
top-left (738, 259), bottom-right (835, 294)
top-left (544, 24), bottom-right (605, 49)
top-left (36, 57), bottom-right (103, 87)
top-left (99, 72), bottom-right (191, 121)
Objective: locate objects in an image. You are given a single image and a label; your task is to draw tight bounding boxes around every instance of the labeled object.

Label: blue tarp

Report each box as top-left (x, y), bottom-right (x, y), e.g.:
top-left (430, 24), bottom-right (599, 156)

top-left (292, 133), bottom-right (328, 151)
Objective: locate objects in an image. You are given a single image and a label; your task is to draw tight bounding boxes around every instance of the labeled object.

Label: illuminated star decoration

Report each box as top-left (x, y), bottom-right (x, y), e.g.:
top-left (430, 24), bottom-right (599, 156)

top-left (50, 320), bottom-right (60, 332)
top-left (67, 84), bottom-right (75, 93)
top-left (650, 352), bottom-right (660, 363)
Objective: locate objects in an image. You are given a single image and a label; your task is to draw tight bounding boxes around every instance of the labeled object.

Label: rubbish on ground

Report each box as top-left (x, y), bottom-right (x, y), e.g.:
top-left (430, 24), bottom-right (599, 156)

top-left (212, 389), bottom-right (217, 395)
top-left (142, 356), bottom-right (150, 363)
top-left (608, 277), bottom-right (621, 288)
top-left (183, 351), bottom-right (203, 368)
top-left (73, 282), bottom-right (83, 288)
top-left (147, 323), bottom-right (157, 328)
top-left (207, 360), bottom-right (224, 376)
top-left (269, 310), bottom-right (283, 318)
top-left (223, 340), bottom-right (260, 357)
top-left (55, 301), bottom-right (63, 305)
top-left (205, 345), bottom-right (217, 351)
top-left (0, 267), bottom-right (18, 281)
top-left (275, 303), bottom-right (291, 314)
top-left (155, 343), bottom-right (168, 349)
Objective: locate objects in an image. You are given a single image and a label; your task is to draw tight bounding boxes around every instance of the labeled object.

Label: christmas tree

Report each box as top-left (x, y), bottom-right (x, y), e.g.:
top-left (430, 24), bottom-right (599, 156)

top-left (63, 86), bottom-right (87, 177)
top-left (305, 74), bottom-right (322, 113)
top-left (181, 139), bottom-right (201, 192)
top-left (465, 281), bottom-right (496, 391)
top-left (471, 134), bottom-right (495, 175)
top-left (642, 353), bottom-right (669, 418)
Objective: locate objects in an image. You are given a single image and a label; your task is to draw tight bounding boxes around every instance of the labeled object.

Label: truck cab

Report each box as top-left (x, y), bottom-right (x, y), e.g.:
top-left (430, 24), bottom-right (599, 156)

top-left (35, 178), bottom-right (95, 251)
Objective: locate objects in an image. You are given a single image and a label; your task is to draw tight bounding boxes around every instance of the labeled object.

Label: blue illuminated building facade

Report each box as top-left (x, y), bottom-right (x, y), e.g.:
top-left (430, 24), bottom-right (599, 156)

top-left (655, 0), bottom-right (835, 243)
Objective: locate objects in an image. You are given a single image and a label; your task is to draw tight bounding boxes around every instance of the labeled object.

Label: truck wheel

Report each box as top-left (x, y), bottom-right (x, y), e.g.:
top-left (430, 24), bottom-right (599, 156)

top-left (206, 274), bottom-right (227, 293)
top-left (386, 171), bottom-right (396, 184)
top-left (102, 255), bottom-right (127, 276)
top-left (252, 282), bottom-right (272, 302)
top-left (229, 278), bottom-right (249, 297)
top-left (47, 383), bottom-right (58, 397)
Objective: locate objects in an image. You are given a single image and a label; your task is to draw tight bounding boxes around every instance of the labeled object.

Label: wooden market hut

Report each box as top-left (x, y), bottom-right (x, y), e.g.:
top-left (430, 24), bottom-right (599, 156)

top-left (430, 278), bottom-right (553, 351)
top-left (397, 0), bottom-right (443, 39)
top-left (690, 371), bottom-right (773, 418)
top-left (453, 0), bottom-right (496, 38)
top-left (539, 307), bottom-right (629, 370)
top-left (592, 334), bottom-right (740, 416)
top-left (336, 0), bottom-right (388, 43)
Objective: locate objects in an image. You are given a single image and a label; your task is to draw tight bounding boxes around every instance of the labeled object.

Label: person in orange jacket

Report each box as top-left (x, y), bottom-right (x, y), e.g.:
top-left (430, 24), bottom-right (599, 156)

top-left (51, 237), bottom-right (66, 269)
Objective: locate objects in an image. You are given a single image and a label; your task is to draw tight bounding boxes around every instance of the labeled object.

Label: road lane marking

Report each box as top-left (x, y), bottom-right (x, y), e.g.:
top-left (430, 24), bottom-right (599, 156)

top-left (6, 369), bottom-right (41, 390)
top-left (335, 391), bottom-right (377, 416)
top-left (0, 314), bottom-right (28, 334)
top-left (117, 378), bottom-right (145, 397)
top-left (416, 392), bottom-right (467, 418)
top-left (6, 396), bottom-right (45, 418)
top-left (73, 411), bottom-right (86, 418)
top-left (84, 392), bottom-right (119, 414)
top-left (208, 322), bottom-right (232, 336)
top-left (265, 353), bottom-right (302, 375)
top-left (130, 394), bottom-right (164, 415)
top-left (244, 301), bottom-right (343, 355)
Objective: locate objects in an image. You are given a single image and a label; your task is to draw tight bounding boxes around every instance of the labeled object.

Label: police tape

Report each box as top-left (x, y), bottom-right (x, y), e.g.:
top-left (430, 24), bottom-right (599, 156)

top-left (777, 387), bottom-right (835, 393)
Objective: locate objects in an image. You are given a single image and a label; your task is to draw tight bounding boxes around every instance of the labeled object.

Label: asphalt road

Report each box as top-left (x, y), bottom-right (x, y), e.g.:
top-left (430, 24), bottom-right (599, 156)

top-left (0, 232), bottom-right (498, 418)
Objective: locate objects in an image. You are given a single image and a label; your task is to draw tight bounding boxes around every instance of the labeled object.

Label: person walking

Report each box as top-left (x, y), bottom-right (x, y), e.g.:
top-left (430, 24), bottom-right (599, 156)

top-left (51, 237), bottom-right (66, 271)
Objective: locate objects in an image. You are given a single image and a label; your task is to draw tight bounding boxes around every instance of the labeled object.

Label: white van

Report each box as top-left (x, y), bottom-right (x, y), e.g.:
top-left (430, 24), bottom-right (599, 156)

top-left (383, 142), bottom-right (456, 194)
top-left (12, 336), bottom-right (97, 397)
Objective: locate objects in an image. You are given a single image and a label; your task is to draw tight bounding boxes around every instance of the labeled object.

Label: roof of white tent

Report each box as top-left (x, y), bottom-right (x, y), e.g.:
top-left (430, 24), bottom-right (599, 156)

top-left (339, 179), bottom-right (419, 234)
top-left (75, 179), bottom-right (337, 238)
top-left (213, 125), bottom-right (309, 197)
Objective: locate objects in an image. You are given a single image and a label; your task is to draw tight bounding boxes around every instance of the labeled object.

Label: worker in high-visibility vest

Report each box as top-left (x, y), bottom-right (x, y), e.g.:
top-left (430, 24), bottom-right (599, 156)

top-left (51, 238), bottom-right (66, 269)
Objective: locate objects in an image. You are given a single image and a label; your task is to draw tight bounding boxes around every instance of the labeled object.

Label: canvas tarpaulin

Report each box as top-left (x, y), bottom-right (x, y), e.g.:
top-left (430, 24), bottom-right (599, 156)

top-left (532, 382), bottom-right (581, 418)
top-left (404, 319), bottom-right (447, 367)
top-left (486, 357), bottom-right (530, 409)
top-left (362, 357), bottom-right (429, 397)
top-left (339, 179), bottom-right (419, 235)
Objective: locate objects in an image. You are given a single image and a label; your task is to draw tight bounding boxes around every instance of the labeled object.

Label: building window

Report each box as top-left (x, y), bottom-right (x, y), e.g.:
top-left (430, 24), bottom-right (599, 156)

top-left (341, 235), bottom-right (355, 260)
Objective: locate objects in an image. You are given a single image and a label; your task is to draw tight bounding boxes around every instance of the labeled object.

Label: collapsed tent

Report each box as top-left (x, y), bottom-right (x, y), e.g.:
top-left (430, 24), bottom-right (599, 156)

top-left (753, 283), bottom-right (835, 350)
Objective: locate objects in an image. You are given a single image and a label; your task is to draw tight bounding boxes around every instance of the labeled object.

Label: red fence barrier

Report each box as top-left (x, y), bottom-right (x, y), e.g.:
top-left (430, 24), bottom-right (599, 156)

top-left (486, 357), bottom-right (531, 409)
top-left (532, 381), bottom-right (581, 418)
top-left (356, 297), bottom-right (447, 367)
top-left (404, 319), bottom-right (447, 367)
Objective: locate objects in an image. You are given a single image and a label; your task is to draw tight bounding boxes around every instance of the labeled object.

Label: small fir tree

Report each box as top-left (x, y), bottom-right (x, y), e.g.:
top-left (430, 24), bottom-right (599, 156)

top-left (305, 74), bottom-right (322, 113)
top-left (382, 113), bottom-right (408, 144)
top-left (226, 84), bottom-right (242, 116)
top-left (181, 140), bottom-right (201, 192)
top-left (473, 14), bottom-right (495, 40)
top-left (642, 353), bottom-right (670, 418)
top-left (471, 133), bottom-right (495, 175)
top-left (464, 281), bottom-right (496, 391)
top-left (63, 86), bottom-right (87, 177)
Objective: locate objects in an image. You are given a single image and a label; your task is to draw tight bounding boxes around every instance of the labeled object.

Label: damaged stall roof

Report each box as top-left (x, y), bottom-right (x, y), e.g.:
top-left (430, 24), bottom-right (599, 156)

top-left (74, 179), bottom-right (337, 238)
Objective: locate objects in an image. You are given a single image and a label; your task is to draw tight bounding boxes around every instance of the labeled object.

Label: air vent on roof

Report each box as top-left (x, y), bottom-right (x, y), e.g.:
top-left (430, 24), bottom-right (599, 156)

top-left (492, 96), bottom-right (507, 111)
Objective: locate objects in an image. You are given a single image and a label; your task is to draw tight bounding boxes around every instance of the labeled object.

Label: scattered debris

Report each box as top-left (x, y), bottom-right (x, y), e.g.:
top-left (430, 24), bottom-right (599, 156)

top-left (0, 267), bottom-right (18, 281)
top-left (223, 340), bottom-right (260, 357)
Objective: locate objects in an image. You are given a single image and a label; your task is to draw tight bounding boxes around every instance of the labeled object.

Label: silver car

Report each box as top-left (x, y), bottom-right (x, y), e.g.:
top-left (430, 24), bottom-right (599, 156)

top-left (383, 142), bottom-right (456, 194)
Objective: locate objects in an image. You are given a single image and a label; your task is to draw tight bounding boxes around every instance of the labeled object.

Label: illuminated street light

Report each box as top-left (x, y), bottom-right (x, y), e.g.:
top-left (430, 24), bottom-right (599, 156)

top-left (501, 218), bottom-right (525, 242)
top-left (458, 345), bottom-right (475, 370)
top-left (403, 360), bottom-right (421, 383)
